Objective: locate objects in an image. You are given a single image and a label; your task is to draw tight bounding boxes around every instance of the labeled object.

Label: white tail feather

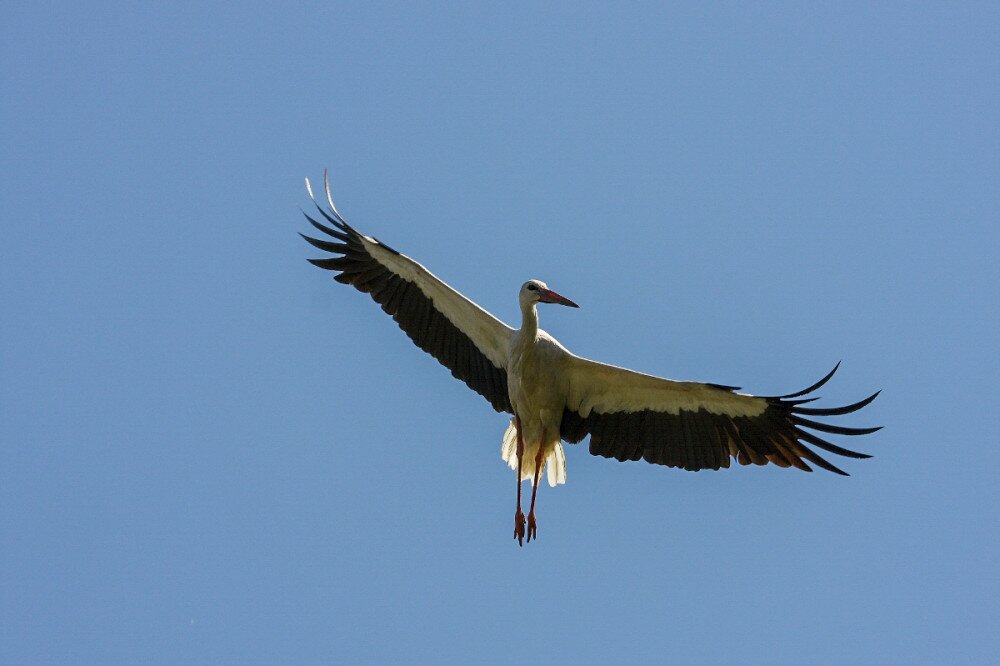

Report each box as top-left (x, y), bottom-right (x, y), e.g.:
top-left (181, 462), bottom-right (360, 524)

top-left (500, 418), bottom-right (566, 487)
top-left (546, 442), bottom-right (566, 487)
top-left (501, 418), bottom-right (518, 468)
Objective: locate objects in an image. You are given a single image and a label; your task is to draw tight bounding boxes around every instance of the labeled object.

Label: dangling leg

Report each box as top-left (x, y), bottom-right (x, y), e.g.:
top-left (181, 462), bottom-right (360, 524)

top-left (514, 416), bottom-right (526, 546)
top-left (526, 431), bottom-right (545, 543)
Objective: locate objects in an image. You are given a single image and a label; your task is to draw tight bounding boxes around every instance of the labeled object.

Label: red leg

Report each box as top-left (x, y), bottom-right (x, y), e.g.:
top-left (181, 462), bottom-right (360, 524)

top-left (514, 416), bottom-right (526, 546)
top-left (526, 432), bottom-right (545, 543)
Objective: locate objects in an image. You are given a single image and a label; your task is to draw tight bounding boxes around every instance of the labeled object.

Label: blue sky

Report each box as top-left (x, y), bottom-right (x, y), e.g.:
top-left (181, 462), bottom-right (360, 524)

top-left (2, 2), bottom-right (998, 663)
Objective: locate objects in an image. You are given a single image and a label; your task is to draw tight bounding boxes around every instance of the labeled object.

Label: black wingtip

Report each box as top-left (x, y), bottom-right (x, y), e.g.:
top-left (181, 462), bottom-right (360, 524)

top-left (784, 397), bottom-right (821, 406)
top-left (302, 211), bottom-right (350, 241)
top-left (795, 428), bottom-right (872, 459)
top-left (796, 416), bottom-right (883, 436)
top-left (791, 390), bottom-right (881, 416)
top-left (778, 361), bottom-right (841, 399)
top-left (299, 232), bottom-right (349, 254)
top-left (305, 174), bottom-right (355, 233)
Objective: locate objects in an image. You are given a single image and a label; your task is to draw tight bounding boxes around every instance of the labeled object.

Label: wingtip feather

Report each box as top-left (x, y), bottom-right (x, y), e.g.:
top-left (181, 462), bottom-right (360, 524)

top-left (791, 390), bottom-right (882, 416)
top-left (323, 168), bottom-right (345, 220)
top-left (778, 361), bottom-right (841, 399)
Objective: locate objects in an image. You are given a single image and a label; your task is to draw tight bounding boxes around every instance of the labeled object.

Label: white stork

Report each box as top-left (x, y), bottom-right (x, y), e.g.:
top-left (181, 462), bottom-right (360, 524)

top-left (300, 173), bottom-right (881, 546)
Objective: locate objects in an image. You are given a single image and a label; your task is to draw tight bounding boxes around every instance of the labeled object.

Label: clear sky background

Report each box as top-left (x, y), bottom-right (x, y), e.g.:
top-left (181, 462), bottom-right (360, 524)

top-left (3, 2), bottom-right (998, 664)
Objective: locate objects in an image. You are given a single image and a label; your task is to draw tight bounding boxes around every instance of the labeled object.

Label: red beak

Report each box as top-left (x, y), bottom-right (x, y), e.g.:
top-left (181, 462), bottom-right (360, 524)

top-left (539, 289), bottom-right (579, 308)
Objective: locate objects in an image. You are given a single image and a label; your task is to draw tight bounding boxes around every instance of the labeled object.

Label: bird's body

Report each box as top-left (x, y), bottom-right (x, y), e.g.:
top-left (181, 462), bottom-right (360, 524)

top-left (300, 173), bottom-right (881, 545)
top-left (504, 299), bottom-right (571, 486)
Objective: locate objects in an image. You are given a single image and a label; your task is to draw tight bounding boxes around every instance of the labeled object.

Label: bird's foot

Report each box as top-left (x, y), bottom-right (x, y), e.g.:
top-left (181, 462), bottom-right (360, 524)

top-left (526, 511), bottom-right (537, 543)
top-left (514, 509), bottom-right (526, 546)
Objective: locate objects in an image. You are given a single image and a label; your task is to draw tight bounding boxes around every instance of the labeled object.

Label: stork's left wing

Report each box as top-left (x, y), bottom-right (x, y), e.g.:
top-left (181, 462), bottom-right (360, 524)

top-left (300, 175), bottom-right (513, 413)
top-left (559, 357), bottom-right (879, 475)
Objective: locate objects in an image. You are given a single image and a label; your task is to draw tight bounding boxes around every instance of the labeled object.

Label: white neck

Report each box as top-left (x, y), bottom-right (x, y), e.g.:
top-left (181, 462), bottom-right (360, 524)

top-left (519, 300), bottom-right (539, 339)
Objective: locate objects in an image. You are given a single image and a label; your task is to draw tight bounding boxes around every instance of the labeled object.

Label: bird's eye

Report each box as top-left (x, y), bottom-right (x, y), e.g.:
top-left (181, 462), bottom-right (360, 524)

top-left (527, 284), bottom-right (537, 291)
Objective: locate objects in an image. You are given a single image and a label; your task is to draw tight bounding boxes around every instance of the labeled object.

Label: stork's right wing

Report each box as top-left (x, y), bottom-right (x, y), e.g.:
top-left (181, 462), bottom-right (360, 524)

top-left (560, 357), bottom-right (879, 475)
top-left (300, 174), bottom-right (513, 413)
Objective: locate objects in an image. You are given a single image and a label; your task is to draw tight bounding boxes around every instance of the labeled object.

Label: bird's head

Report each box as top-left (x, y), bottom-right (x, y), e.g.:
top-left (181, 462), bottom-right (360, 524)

top-left (519, 279), bottom-right (579, 309)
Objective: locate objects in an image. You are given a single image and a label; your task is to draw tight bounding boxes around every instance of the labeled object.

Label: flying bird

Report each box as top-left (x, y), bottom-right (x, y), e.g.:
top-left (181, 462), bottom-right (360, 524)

top-left (300, 173), bottom-right (881, 546)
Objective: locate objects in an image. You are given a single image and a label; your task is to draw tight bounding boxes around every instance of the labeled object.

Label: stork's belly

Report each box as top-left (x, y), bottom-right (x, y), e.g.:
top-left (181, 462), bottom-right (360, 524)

top-left (509, 382), bottom-right (561, 421)
top-left (508, 366), bottom-right (563, 440)
top-left (509, 364), bottom-right (555, 411)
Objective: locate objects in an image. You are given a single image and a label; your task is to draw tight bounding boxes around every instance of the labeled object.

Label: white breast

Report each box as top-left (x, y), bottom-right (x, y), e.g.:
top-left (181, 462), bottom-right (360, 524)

top-left (507, 331), bottom-right (570, 419)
